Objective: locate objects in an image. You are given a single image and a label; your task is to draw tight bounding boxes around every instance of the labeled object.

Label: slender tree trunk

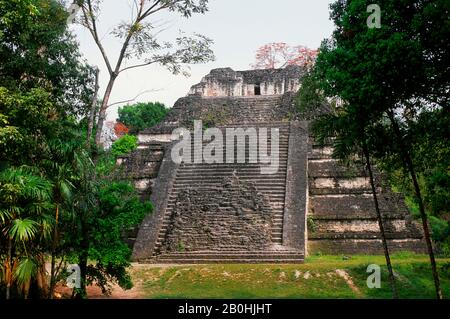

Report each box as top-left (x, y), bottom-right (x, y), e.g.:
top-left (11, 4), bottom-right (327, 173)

top-left (362, 142), bottom-right (398, 299)
top-left (75, 220), bottom-right (89, 299)
top-left (94, 74), bottom-right (117, 148)
top-left (387, 110), bottom-right (442, 299)
top-left (86, 68), bottom-right (100, 147)
top-left (6, 237), bottom-right (12, 300)
top-left (49, 204), bottom-right (59, 299)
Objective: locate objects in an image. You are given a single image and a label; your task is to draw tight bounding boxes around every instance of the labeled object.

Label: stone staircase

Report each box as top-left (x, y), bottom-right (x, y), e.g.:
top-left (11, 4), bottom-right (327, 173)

top-left (145, 121), bottom-right (304, 263)
top-left (212, 96), bottom-right (285, 124)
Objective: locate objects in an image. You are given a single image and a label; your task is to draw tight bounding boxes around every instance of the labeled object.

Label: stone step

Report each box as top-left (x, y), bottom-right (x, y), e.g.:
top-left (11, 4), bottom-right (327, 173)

top-left (163, 206), bottom-right (285, 215)
top-left (153, 239), bottom-right (284, 249)
top-left (155, 235), bottom-right (284, 243)
top-left (167, 194), bottom-right (286, 201)
top-left (184, 154), bottom-right (289, 159)
top-left (181, 154), bottom-right (290, 159)
top-left (157, 219), bottom-right (284, 228)
top-left (178, 168), bottom-right (288, 174)
top-left (310, 189), bottom-right (373, 196)
top-left (156, 215), bottom-right (285, 223)
top-left (172, 179), bottom-right (287, 185)
top-left (187, 143), bottom-right (290, 147)
top-left (165, 200), bottom-right (285, 207)
top-left (175, 173), bottom-right (287, 179)
top-left (178, 165), bottom-right (288, 171)
top-left (180, 163), bottom-right (288, 168)
top-left (170, 188), bottom-right (287, 195)
top-left (171, 182), bottom-right (287, 188)
top-left (177, 167), bottom-right (288, 172)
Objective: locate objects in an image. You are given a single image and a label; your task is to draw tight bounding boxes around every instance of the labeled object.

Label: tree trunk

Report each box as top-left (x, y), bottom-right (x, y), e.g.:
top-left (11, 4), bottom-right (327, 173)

top-left (74, 220), bottom-right (89, 299)
top-left (94, 75), bottom-right (117, 148)
top-left (49, 204), bottom-right (59, 299)
top-left (362, 142), bottom-right (398, 299)
top-left (86, 68), bottom-right (100, 147)
top-left (6, 237), bottom-right (12, 300)
top-left (387, 110), bottom-right (442, 299)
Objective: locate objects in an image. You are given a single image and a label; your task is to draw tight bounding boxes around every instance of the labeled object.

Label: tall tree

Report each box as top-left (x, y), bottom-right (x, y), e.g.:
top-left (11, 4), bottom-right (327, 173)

top-left (1, 0), bottom-right (151, 299)
top-left (77, 0), bottom-right (215, 147)
top-left (314, 0), bottom-right (448, 299)
top-left (311, 106), bottom-right (399, 299)
top-left (297, 68), bottom-right (399, 298)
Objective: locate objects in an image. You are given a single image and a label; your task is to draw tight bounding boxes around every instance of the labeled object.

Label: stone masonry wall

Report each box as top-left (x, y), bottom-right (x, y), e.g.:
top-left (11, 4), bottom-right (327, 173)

top-left (307, 142), bottom-right (427, 255)
top-left (139, 93), bottom-right (297, 137)
top-left (189, 65), bottom-right (305, 97)
top-left (160, 175), bottom-right (274, 253)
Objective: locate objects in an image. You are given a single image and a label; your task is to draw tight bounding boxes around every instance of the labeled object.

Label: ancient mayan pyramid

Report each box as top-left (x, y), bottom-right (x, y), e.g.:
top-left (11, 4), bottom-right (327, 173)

top-left (120, 66), bottom-right (426, 263)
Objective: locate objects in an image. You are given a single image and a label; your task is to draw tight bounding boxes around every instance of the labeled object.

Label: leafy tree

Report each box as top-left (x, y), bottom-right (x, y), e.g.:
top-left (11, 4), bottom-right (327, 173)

top-left (310, 108), bottom-right (399, 299)
top-left (314, 0), bottom-right (449, 299)
top-left (295, 71), bottom-right (330, 119)
top-left (77, 0), bottom-right (215, 147)
top-left (118, 102), bottom-right (169, 134)
top-left (65, 151), bottom-right (151, 298)
top-left (0, 0), bottom-right (95, 118)
top-left (1, 0), bottom-right (151, 299)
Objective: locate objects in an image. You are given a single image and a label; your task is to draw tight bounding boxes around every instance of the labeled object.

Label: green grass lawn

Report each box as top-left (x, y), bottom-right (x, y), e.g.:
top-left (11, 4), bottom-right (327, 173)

top-left (130, 253), bottom-right (450, 299)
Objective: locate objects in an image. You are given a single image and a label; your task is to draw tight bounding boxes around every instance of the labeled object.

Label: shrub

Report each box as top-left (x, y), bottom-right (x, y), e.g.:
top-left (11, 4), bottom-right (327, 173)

top-left (111, 134), bottom-right (138, 157)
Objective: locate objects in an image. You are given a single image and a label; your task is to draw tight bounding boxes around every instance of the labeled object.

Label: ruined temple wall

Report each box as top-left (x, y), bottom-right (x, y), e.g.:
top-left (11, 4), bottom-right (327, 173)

top-left (139, 93), bottom-right (297, 138)
top-left (117, 142), bottom-right (174, 250)
top-left (189, 66), bottom-right (305, 97)
top-left (306, 142), bottom-right (427, 255)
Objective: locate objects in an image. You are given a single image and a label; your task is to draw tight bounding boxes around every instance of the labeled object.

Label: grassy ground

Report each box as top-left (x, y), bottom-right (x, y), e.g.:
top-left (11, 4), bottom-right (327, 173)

top-left (124, 253), bottom-right (450, 299)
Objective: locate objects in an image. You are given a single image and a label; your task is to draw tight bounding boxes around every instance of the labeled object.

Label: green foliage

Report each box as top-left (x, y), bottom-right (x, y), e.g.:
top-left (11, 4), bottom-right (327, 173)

top-left (295, 71), bottom-right (328, 119)
top-left (0, 0), bottom-right (96, 117)
top-left (0, 0), bottom-right (149, 299)
top-left (75, 181), bottom-right (152, 294)
top-left (111, 135), bottom-right (138, 157)
top-left (14, 257), bottom-right (38, 286)
top-left (429, 216), bottom-right (449, 242)
top-left (0, 167), bottom-right (53, 297)
top-left (92, 181), bottom-right (151, 290)
top-left (118, 102), bottom-right (168, 134)
top-left (313, 0), bottom-right (449, 297)
top-left (177, 241), bottom-right (186, 252)
top-left (307, 216), bottom-right (317, 233)
top-left (314, 0), bottom-right (449, 237)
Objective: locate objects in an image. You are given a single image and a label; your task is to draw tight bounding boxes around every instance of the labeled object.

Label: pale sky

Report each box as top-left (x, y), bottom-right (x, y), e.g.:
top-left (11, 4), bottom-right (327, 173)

top-left (69, 0), bottom-right (335, 121)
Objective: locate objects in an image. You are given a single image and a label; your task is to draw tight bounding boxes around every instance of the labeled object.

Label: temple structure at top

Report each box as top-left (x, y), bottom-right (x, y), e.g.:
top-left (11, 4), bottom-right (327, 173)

top-left (188, 65), bottom-right (305, 97)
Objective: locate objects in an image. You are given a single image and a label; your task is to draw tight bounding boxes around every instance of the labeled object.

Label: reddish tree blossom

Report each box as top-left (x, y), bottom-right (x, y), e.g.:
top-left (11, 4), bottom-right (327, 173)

top-left (114, 122), bottom-right (129, 138)
top-left (251, 43), bottom-right (318, 69)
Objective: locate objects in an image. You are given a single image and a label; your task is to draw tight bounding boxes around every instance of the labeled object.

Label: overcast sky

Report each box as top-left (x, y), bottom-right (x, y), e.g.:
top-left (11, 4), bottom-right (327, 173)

top-left (69, 0), bottom-right (335, 121)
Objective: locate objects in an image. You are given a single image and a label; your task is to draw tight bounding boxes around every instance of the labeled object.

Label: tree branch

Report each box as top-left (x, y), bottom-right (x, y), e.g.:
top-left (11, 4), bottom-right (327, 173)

top-left (107, 89), bottom-right (162, 108)
top-left (139, 0), bottom-right (163, 21)
top-left (82, 0), bottom-right (114, 75)
top-left (119, 58), bottom-right (164, 73)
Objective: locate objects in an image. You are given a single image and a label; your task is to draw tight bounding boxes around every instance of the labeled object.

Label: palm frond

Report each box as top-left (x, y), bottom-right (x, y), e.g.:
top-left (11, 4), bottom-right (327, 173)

top-left (9, 218), bottom-right (38, 242)
top-left (14, 257), bottom-right (38, 285)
